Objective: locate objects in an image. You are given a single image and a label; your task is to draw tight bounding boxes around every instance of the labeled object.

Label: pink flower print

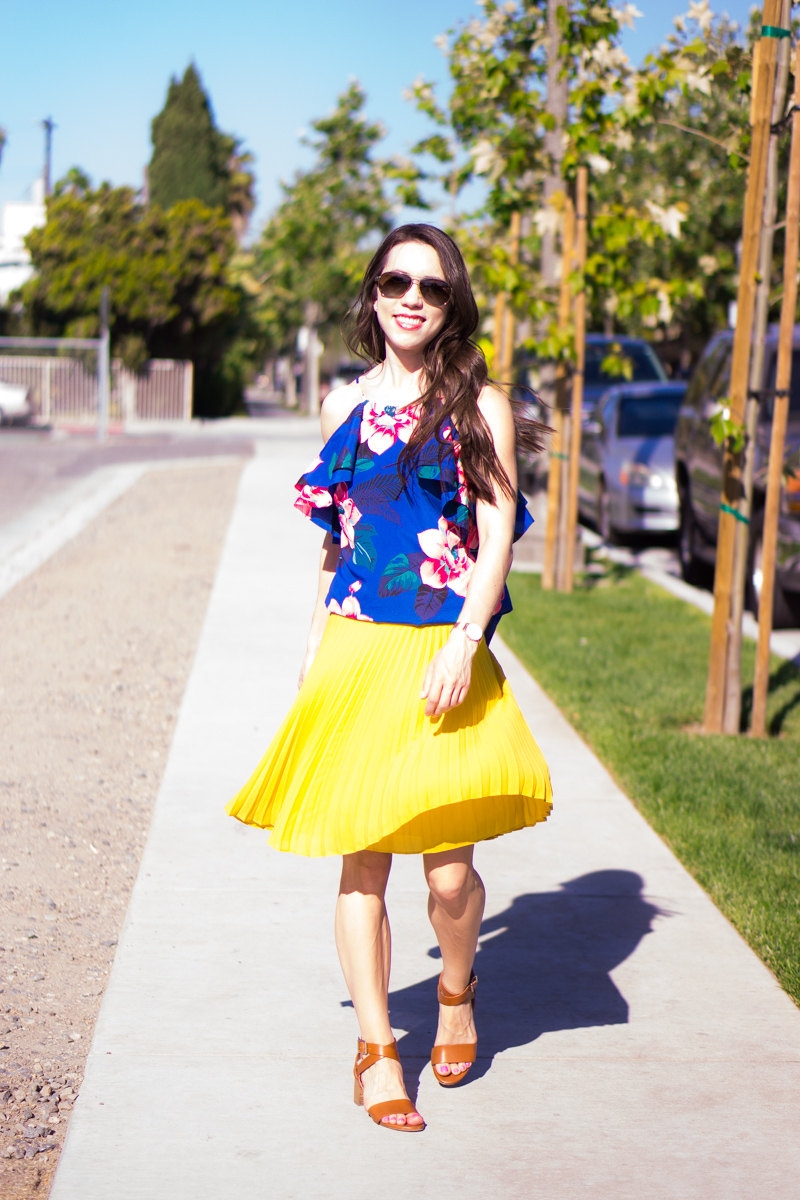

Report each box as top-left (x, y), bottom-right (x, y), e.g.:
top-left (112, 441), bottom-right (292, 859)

top-left (328, 581), bottom-right (374, 621)
top-left (294, 481), bottom-right (332, 518)
top-left (442, 426), bottom-right (470, 504)
top-left (333, 482), bottom-right (362, 549)
top-left (465, 519), bottom-right (480, 556)
top-left (360, 401), bottom-right (417, 454)
top-left (418, 518), bottom-right (475, 597)
top-left (453, 442), bottom-right (470, 505)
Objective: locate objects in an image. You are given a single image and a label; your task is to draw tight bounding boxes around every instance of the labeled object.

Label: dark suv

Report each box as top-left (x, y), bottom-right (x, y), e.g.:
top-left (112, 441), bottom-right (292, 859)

top-left (674, 328), bottom-right (800, 626)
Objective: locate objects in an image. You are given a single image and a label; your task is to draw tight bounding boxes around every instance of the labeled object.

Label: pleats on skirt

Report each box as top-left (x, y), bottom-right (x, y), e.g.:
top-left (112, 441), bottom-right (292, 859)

top-left (226, 614), bottom-right (552, 856)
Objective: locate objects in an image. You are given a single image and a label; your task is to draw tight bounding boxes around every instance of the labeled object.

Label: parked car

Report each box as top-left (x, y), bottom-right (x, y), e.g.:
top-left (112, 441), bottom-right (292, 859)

top-left (327, 360), bottom-right (365, 392)
top-left (514, 334), bottom-right (668, 419)
top-left (515, 335), bottom-right (669, 490)
top-left (0, 380), bottom-right (33, 425)
top-left (578, 382), bottom-right (686, 540)
top-left (674, 327), bottom-right (800, 626)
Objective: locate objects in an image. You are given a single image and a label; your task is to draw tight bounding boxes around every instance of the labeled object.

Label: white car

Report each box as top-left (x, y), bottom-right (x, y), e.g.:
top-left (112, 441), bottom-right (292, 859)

top-left (0, 381), bottom-right (34, 425)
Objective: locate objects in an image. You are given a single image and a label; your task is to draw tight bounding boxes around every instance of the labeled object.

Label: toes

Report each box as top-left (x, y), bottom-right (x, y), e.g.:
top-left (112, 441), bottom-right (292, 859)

top-left (435, 1063), bottom-right (451, 1075)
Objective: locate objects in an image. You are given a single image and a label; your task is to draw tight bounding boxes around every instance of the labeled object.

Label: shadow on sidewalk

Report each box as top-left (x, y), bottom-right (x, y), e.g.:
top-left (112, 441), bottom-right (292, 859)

top-left (381, 870), bottom-right (662, 1099)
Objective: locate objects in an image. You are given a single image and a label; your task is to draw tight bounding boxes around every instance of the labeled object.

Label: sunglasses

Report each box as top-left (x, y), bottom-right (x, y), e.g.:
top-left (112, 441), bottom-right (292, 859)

top-left (376, 271), bottom-right (452, 308)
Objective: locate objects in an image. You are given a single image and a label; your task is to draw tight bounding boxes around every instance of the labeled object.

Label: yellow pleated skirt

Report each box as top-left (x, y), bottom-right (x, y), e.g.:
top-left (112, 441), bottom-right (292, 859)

top-left (226, 615), bottom-right (552, 856)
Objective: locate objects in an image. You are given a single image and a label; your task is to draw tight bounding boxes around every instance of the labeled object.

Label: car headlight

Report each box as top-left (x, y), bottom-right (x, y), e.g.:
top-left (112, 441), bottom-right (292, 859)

top-left (621, 463), bottom-right (673, 490)
top-left (786, 470), bottom-right (800, 514)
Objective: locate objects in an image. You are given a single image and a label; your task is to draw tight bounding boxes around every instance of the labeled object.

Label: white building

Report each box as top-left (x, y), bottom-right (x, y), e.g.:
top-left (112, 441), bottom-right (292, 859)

top-left (0, 178), bottom-right (46, 304)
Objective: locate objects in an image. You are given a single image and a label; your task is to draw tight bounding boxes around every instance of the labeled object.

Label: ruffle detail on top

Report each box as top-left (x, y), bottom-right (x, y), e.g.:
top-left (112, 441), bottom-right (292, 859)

top-left (225, 614), bottom-right (553, 857)
top-left (293, 407), bottom-right (364, 545)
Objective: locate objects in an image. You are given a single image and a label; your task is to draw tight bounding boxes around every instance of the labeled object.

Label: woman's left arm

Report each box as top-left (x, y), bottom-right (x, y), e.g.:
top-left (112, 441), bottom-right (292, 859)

top-left (421, 387), bottom-right (517, 717)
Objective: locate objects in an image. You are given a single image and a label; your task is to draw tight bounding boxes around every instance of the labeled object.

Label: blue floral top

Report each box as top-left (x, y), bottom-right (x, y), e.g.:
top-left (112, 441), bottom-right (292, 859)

top-left (294, 395), bottom-right (533, 630)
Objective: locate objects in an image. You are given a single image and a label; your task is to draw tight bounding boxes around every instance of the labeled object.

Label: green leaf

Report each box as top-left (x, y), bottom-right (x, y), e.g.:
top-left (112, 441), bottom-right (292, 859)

top-left (378, 553), bottom-right (420, 597)
top-left (352, 523), bottom-right (378, 571)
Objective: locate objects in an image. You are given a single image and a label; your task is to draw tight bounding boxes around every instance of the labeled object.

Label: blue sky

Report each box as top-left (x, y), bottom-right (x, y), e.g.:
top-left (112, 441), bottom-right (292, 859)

top-left (1, 0), bottom-right (758, 229)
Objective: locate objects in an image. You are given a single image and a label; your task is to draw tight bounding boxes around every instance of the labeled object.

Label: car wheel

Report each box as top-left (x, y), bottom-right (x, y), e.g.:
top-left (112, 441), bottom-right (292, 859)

top-left (746, 509), bottom-right (799, 629)
top-left (678, 485), bottom-right (703, 584)
top-left (597, 480), bottom-right (616, 544)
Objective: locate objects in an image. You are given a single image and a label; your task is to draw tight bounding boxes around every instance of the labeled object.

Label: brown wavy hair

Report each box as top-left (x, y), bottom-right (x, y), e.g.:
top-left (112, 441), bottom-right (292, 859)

top-left (343, 223), bottom-right (548, 506)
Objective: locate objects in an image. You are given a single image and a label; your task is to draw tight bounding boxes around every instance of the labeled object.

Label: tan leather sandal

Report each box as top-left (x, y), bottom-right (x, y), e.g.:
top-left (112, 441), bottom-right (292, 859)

top-left (430, 970), bottom-right (477, 1087)
top-left (353, 1038), bottom-right (425, 1132)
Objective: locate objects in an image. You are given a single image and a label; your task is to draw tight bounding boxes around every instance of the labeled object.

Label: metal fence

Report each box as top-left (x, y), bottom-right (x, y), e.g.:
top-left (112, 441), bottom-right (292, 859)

top-left (0, 353), bottom-right (193, 426)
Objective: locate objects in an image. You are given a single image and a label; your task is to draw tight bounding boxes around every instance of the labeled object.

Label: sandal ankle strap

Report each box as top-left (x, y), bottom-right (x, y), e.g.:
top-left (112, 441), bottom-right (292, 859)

top-left (437, 970), bottom-right (477, 1007)
top-left (356, 1037), bottom-right (400, 1060)
top-left (354, 1037), bottom-right (401, 1081)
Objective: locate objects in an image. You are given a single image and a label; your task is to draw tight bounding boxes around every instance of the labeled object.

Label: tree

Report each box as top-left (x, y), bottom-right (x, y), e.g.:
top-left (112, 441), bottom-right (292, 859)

top-left (149, 63), bottom-right (255, 237)
top-left (251, 82), bottom-right (392, 354)
top-left (407, 3), bottom-right (789, 375)
top-left (17, 176), bottom-right (249, 416)
top-left (405, 1), bottom-right (692, 371)
top-left (594, 7), bottom-right (770, 370)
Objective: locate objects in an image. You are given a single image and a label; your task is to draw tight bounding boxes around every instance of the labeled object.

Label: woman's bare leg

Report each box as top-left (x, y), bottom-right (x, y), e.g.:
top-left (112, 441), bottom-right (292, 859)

top-left (423, 845), bottom-right (485, 1078)
top-left (335, 850), bottom-right (422, 1127)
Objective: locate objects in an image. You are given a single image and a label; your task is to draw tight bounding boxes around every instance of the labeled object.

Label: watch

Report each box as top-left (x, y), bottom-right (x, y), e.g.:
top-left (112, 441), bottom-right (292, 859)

top-left (456, 621), bottom-right (483, 643)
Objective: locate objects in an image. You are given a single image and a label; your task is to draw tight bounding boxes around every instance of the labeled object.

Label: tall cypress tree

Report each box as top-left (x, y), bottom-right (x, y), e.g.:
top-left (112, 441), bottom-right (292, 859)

top-left (148, 64), bottom-right (230, 211)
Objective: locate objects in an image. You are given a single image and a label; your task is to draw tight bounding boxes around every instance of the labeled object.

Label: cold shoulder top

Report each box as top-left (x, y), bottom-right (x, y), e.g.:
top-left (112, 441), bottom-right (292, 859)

top-left (293, 394), bottom-right (532, 629)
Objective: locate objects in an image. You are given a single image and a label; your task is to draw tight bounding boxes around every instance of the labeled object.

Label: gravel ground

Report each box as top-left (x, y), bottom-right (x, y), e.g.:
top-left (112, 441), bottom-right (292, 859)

top-left (0, 460), bottom-right (243, 1198)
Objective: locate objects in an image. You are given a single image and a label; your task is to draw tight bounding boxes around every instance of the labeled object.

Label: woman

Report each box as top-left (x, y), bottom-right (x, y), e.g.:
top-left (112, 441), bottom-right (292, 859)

top-left (227, 224), bottom-right (552, 1132)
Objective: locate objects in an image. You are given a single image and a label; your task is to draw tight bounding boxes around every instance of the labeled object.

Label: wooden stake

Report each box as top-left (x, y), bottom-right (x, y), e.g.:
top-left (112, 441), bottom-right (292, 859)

top-left (542, 198), bottom-right (575, 591)
top-left (562, 166), bottom-right (588, 594)
top-left (703, 0), bottom-right (782, 733)
top-left (492, 291), bottom-right (506, 379)
top-left (722, 0), bottom-right (792, 736)
top-left (751, 44), bottom-right (800, 738)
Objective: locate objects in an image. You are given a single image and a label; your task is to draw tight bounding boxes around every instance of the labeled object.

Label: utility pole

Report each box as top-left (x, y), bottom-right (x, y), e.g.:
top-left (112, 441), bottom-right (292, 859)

top-left (303, 301), bottom-right (321, 416)
top-left (703, 0), bottom-right (782, 733)
top-left (722, 0), bottom-right (792, 735)
top-left (501, 211), bottom-right (521, 381)
top-left (41, 117), bottom-right (56, 196)
top-left (97, 287), bottom-right (110, 441)
top-left (562, 166), bottom-right (588, 594)
top-left (751, 42), bottom-right (800, 738)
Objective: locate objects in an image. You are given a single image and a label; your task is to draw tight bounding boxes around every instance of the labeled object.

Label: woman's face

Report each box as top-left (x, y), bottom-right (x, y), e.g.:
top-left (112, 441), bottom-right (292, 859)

top-left (373, 240), bottom-right (450, 354)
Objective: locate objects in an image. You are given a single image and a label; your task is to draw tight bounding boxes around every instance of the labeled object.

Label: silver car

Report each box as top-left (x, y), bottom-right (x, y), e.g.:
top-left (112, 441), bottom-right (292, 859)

top-left (578, 382), bottom-right (687, 540)
top-left (0, 381), bottom-right (33, 426)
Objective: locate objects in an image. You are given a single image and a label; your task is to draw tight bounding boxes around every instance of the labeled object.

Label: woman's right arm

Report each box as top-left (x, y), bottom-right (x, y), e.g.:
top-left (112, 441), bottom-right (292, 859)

top-left (298, 381), bottom-right (362, 688)
top-left (298, 531), bottom-right (340, 688)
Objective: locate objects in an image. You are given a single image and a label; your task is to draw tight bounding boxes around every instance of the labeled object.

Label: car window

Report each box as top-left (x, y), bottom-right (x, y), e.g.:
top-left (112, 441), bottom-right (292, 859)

top-left (763, 350), bottom-right (800, 418)
top-left (601, 393), bottom-right (617, 426)
top-left (584, 342), bottom-right (664, 385)
top-left (617, 391), bottom-right (685, 437)
top-left (708, 344), bottom-right (732, 400)
top-left (684, 338), bottom-right (729, 410)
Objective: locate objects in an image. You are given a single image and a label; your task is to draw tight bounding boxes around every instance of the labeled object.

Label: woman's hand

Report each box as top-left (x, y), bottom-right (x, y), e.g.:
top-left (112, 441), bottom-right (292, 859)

top-left (421, 630), bottom-right (478, 717)
top-left (298, 643), bottom-right (320, 689)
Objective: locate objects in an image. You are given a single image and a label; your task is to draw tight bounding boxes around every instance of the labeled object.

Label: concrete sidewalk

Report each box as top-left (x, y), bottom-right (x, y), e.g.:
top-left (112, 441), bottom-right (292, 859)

top-left (50, 435), bottom-right (800, 1199)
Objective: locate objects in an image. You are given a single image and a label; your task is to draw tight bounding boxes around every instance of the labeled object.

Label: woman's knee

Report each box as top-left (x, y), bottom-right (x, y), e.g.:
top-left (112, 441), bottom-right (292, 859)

top-left (426, 861), bottom-right (474, 907)
top-left (339, 850), bottom-right (392, 897)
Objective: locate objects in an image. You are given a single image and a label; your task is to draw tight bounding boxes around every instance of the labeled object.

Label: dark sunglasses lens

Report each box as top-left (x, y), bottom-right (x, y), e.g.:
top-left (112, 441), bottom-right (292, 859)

top-left (420, 279), bottom-right (451, 306)
top-left (377, 272), bottom-right (412, 298)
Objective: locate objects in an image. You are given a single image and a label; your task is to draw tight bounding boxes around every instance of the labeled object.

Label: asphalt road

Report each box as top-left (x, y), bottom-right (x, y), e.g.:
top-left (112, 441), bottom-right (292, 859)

top-left (0, 427), bottom-right (256, 533)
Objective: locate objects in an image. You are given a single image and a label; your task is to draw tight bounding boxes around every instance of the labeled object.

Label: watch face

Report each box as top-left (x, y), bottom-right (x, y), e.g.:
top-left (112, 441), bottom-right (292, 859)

top-left (464, 622), bottom-right (482, 642)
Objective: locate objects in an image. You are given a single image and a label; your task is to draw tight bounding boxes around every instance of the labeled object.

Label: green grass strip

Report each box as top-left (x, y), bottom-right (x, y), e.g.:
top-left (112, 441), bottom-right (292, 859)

top-left (502, 568), bottom-right (800, 1006)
